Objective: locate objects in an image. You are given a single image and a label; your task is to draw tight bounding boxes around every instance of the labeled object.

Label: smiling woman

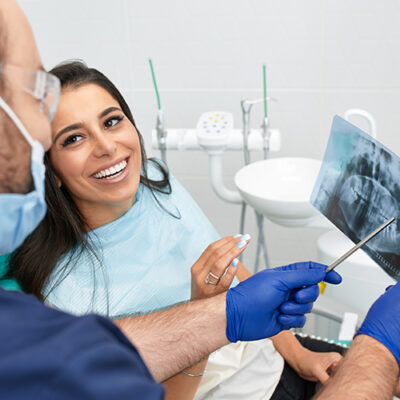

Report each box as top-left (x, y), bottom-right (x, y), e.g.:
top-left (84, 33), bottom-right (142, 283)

top-left (50, 82), bottom-right (143, 229)
top-left (7, 60), bottom-right (172, 298)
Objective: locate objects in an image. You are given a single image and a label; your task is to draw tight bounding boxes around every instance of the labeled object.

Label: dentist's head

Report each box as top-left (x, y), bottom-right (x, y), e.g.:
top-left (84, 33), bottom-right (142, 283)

top-left (0, 0), bottom-right (60, 254)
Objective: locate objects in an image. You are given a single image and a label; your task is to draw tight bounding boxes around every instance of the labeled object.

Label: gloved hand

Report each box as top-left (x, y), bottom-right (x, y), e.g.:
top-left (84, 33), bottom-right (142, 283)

top-left (356, 282), bottom-right (400, 366)
top-left (226, 261), bottom-right (342, 342)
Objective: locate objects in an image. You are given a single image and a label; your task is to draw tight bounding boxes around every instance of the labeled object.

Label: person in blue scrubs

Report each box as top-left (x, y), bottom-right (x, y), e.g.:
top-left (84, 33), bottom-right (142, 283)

top-left (0, 1), bottom-right (161, 398)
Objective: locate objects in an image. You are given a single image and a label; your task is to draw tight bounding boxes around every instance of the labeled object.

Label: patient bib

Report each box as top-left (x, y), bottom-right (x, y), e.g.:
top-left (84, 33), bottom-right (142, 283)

top-left (44, 161), bottom-right (224, 316)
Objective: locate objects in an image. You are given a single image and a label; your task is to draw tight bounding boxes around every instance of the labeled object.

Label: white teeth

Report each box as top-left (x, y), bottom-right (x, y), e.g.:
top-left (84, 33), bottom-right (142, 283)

top-left (94, 159), bottom-right (127, 179)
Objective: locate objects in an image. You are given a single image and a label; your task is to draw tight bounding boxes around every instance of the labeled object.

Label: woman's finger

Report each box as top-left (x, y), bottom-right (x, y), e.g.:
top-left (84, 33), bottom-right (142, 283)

top-left (207, 234), bottom-right (250, 268)
top-left (197, 235), bottom-right (242, 271)
top-left (203, 235), bottom-right (244, 264)
top-left (328, 356), bottom-right (343, 375)
top-left (191, 236), bottom-right (235, 275)
top-left (314, 364), bottom-right (330, 385)
top-left (218, 259), bottom-right (240, 290)
top-left (207, 236), bottom-right (250, 277)
top-left (200, 236), bottom-right (233, 259)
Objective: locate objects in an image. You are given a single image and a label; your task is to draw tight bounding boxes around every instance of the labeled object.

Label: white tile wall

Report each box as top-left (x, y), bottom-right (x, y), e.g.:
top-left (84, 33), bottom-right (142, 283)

top-left (19, 0), bottom-right (400, 272)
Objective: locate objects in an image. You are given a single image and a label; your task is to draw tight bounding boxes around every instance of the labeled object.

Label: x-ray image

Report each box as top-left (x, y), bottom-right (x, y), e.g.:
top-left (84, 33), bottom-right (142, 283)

top-left (311, 115), bottom-right (400, 281)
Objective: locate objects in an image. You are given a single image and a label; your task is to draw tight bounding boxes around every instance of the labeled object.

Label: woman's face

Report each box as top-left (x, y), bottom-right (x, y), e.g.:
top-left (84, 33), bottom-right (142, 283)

top-left (50, 83), bottom-right (142, 221)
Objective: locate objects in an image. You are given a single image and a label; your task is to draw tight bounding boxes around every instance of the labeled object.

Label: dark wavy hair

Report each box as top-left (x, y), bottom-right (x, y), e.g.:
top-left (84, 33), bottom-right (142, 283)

top-left (8, 60), bottom-right (172, 300)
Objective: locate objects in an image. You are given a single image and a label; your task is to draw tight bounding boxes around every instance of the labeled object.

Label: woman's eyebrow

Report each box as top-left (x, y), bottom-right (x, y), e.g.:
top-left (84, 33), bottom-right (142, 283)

top-left (99, 107), bottom-right (121, 119)
top-left (54, 123), bottom-right (83, 143)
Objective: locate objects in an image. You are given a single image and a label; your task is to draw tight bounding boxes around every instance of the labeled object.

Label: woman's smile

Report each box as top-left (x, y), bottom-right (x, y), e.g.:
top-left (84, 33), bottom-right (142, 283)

top-left (90, 156), bottom-right (130, 183)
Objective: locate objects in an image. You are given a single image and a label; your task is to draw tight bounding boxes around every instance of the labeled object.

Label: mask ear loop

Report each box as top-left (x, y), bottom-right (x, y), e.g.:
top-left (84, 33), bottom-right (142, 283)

top-left (0, 96), bottom-right (35, 148)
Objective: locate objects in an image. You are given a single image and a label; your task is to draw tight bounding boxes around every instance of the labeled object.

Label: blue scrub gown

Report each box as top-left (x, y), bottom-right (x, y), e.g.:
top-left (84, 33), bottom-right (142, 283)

top-left (0, 288), bottom-right (164, 399)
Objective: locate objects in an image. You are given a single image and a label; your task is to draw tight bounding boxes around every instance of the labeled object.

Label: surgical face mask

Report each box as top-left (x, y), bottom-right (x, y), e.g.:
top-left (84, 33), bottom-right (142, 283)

top-left (0, 96), bottom-right (47, 255)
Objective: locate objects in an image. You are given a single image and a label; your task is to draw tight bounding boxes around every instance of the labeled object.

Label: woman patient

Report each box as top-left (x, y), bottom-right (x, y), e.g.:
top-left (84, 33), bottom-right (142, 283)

top-left (7, 61), bottom-right (344, 400)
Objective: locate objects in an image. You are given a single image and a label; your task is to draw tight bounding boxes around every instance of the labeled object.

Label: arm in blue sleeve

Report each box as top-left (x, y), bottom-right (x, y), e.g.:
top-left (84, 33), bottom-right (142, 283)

top-left (0, 289), bottom-right (163, 400)
top-left (41, 322), bottom-right (164, 400)
top-left (356, 281), bottom-right (400, 367)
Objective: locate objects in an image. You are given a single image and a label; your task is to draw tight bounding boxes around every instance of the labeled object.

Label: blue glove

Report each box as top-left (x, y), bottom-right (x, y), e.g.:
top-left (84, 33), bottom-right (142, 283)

top-left (226, 261), bottom-right (342, 342)
top-left (356, 282), bottom-right (400, 366)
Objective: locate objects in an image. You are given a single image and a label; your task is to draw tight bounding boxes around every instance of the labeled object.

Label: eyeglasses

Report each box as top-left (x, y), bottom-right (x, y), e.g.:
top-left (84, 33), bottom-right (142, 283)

top-left (0, 63), bottom-right (61, 122)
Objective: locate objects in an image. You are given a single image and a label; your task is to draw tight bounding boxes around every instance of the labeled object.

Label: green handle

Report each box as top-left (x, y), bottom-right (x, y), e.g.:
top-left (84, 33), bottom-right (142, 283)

top-left (149, 58), bottom-right (161, 110)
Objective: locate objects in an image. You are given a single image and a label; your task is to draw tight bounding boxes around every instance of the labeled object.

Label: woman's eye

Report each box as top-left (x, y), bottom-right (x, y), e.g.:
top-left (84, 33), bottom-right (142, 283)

top-left (105, 115), bottom-right (124, 129)
top-left (62, 134), bottom-right (82, 147)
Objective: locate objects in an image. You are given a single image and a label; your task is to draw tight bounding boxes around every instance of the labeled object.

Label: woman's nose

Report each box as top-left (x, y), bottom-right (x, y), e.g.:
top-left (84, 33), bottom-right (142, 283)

top-left (92, 133), bottom-right (117, 158)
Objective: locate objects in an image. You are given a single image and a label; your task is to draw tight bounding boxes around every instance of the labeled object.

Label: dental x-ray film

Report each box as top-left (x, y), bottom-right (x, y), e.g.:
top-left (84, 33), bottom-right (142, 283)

top-left (311, 115), bottom-right (400, 281)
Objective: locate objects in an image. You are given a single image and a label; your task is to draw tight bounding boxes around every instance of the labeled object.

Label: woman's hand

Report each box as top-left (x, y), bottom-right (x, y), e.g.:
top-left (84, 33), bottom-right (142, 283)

top-left (292, 349), bottom-right (343, 384)
top-left (190, 234), bottom-right (250, 300)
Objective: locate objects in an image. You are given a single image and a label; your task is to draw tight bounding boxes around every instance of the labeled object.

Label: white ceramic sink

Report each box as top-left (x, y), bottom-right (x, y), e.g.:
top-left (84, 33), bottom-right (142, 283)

top-left (234, 157), bottom-right (322, 227)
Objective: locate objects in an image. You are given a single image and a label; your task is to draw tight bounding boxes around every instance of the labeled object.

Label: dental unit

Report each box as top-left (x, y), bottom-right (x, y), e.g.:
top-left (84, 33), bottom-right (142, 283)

top-left (150, 60), bottom-right (394, 340)
top-left (151, 63), bottom-right (280, 271)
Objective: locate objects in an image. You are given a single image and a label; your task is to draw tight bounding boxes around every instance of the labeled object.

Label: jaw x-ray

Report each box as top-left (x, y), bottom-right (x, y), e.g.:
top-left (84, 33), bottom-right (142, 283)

top-left (311, 115), bottom-right (400, 281)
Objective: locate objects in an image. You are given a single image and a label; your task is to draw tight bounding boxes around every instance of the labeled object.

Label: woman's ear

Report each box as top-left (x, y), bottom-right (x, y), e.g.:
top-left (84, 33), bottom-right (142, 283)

top-left (54, 173), bottom-right (62, 188)
top-left (45, 152), bottom-right (63, 188)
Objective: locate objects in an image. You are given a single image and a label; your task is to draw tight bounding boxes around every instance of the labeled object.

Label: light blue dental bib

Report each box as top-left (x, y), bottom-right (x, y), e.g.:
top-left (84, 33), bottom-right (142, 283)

top-left (44, 161), bottom-right (234, 317)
